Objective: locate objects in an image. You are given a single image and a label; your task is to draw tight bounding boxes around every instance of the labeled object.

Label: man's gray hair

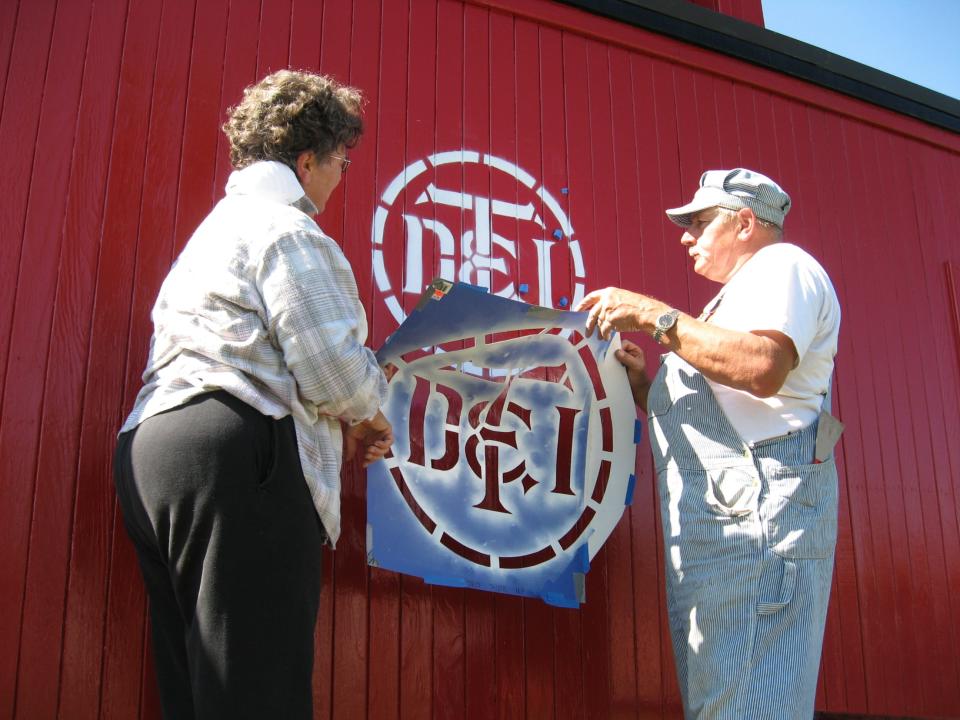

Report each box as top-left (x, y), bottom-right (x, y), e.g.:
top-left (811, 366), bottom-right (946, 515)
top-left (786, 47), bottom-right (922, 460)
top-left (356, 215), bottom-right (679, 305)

top-left (714, 207), bottom-right (783, 240)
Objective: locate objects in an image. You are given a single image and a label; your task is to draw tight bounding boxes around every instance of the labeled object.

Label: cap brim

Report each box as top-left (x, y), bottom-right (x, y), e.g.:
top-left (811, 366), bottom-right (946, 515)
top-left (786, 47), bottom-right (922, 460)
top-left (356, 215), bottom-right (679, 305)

top-left (664, 186), bottom-right (734, 227)
top-left (664, 198), bottom-right (718, 227)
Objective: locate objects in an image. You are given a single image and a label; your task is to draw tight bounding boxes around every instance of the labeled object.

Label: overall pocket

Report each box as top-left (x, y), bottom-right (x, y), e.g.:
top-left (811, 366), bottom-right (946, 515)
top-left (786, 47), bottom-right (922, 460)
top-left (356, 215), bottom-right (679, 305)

top-left (646, 363), bottom-right (674, 419)
top-left (704, 465), bottom-right (760, 517)
top-left (762, 457), bottom-right (838, 559)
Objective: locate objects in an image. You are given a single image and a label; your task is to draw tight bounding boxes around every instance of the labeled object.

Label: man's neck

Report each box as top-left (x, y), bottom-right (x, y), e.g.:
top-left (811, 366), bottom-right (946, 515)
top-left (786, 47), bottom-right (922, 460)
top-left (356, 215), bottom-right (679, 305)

top-left (721, 238), bottom-right (780, 285)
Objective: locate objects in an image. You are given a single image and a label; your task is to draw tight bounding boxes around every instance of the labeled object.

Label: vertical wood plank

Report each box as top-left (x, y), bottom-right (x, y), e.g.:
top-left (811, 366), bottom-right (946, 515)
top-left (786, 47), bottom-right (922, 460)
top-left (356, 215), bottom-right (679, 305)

top-left (412, 1), bottom-right (469, 714)
top-left (875, 129), bottom-right (957, 717)
top-left (531, 23), bottom-right (587, 720)
top-left (773, 86), bottom-right (826, 708)
top-left (712, 76), bottom-right (741, 170)
top-left (463, 591), bottom-right (496, 720)
top-left (494, 596), bottom-right (524, 720)
top-left (916, 145), bottom-right (960, 714)
top-left (325, 2), bottom-right (374, 716)
top-left (672, 66), bottom-right (703, 247)
top-left (288, 0), bottom-right (322, 70)
top-left (627, 51), bottom-right (667, 720)
top-left (12, 0), bottom-right (128, 718)
top-left (692, 73), bottom-right (721, 171)
top-left (256, 0), bottom-right (292, 78)
top-left (426, 1), bottom-right (468, 712)
top-left (560, 28), bottom-right (599, 720)
top-left (98, 2), bottom-right (196, 717)
top-left (839, 115), bottom-right (905, 715)
top-left (382, 1), bottom-right (433, 716)
top-left (0, 1), bottom-right (56, 715)
top-left (582, 37), bottom-right (625, 719)
top-left (211, 0), bottom-right (261, 210)
top-left (314, 0), bottom-right (353, 249)
top-left (806, 105), bottom-right (877, 715)
top-left (333, 0), bottom-right (392, 717)
top-left (649, 57), bottom-right (685, 717)
top-left (68, 0), bottom-right (165, 703)
top-left (751, 90), bottom-right (783, 181)
top-left (0, 0), bottom-right (54, 385)
top-left (169, 0), bottom-right (229, 261)
top-left (59, 0), bottom-right (200, 711)
top-left (0, 0), bottom-right (20, 106)
top-left (361, 1), bottom-right (399, 715)
top-left (569, 33), bottom-right (615, 720)
top-left (788, 100), bottom-right (867, 715)
top-left (0, 0), bottom-right (93, 714)
top-left (509, 15), bottom-right (558, 720)
top-left (732, 84), bottom-right (760, 173)
top-left (605, 43), bottom-right (643, 719)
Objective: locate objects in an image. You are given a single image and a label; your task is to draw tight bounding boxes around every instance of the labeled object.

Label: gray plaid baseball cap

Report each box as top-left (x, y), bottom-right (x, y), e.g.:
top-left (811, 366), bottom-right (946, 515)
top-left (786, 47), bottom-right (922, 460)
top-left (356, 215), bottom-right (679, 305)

top-left (665, 168), bottom-right (792, 228)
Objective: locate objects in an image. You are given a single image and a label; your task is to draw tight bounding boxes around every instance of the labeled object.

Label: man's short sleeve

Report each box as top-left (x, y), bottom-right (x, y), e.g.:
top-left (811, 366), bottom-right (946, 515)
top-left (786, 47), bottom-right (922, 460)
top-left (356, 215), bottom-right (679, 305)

top-left (712, 244), bottom-right (828, 363)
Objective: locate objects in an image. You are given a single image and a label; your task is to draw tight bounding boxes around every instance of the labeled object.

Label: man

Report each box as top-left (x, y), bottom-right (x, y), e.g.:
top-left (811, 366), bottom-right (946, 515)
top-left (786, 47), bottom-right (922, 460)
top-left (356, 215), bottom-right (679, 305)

top-left (576, 168), bottom-right (841, 719)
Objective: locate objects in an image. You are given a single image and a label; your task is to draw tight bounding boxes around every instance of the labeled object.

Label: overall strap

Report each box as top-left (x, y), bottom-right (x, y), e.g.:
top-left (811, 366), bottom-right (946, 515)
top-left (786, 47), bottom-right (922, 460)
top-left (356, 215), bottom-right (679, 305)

top-left (648, 352), bottom-right (752, 470)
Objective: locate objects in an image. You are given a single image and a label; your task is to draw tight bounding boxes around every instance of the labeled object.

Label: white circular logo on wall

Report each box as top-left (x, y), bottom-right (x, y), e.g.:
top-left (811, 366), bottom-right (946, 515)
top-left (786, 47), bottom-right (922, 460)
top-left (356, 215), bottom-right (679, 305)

top-left (371, 151), bottom-right (586, 325)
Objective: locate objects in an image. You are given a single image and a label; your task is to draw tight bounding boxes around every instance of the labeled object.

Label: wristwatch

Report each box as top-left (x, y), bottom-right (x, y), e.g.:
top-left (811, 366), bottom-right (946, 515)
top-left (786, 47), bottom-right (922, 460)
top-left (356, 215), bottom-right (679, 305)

top-left (652, 309), bottom-right (679, 344)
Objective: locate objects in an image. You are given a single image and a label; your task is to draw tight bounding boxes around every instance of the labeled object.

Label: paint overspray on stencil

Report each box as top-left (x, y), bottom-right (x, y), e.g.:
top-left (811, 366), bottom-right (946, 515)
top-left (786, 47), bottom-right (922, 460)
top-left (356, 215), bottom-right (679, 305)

top-left (366, 280), bottom-right (638, 607)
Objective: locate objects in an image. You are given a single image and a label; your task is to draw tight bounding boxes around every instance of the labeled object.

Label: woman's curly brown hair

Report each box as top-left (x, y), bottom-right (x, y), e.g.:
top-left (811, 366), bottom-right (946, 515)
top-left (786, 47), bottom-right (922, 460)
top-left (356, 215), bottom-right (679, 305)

top-left (223, 70), bottom-right (363, 170)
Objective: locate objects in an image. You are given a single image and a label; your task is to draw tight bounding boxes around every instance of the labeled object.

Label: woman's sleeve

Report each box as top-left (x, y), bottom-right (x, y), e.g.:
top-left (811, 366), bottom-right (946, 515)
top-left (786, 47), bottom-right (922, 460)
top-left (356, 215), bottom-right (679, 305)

top-left (257, 229), bottom-right (387, 423)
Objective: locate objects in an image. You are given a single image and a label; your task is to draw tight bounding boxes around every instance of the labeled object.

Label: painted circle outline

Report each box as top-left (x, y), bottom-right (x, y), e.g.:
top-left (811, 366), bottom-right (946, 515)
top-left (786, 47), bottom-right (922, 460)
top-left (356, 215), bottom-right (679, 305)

top-left (371, 150), bottom-right (587, 325)
top-left (384, 330), bottom-right (625, 571)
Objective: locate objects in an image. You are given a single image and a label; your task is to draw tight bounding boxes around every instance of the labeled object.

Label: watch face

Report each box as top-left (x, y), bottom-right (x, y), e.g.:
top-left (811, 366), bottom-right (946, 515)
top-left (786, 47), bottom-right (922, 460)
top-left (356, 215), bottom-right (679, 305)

top-left (657, 312), bottom-right (674, 329)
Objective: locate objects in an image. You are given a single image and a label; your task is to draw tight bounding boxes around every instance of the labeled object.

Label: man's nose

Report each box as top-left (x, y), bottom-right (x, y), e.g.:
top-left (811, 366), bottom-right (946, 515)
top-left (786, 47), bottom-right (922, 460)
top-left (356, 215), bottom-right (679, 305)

top-left (680, 231), bottom-right (695, 247)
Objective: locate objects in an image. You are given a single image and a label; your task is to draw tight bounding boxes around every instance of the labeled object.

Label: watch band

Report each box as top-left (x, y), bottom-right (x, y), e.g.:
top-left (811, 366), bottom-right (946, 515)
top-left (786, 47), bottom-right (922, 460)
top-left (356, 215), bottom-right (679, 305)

top-left (652, 309), bottom-right (679, 343)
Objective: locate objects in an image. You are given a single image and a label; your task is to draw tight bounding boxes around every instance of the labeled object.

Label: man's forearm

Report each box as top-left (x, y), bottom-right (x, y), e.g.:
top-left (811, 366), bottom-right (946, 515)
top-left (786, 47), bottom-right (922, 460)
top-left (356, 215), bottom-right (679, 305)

top-left (659, 313), bottom-right (794, 397)
top-left (579, 286), bottom-right (795, 399)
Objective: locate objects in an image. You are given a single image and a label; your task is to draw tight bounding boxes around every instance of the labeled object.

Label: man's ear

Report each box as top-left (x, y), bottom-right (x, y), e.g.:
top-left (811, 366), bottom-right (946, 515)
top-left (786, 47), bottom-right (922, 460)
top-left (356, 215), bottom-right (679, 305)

top-left (736, 207), bottom-right (756, 240)
top-left (295, 150), bottom-right (314, 182)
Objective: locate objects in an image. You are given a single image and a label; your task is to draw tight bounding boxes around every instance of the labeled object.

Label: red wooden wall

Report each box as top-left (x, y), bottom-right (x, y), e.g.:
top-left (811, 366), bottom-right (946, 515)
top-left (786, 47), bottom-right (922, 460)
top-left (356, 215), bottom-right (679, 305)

top-left (687, 0), bottom-right (765, 27)
top-left (1, 0), bottom-right (959, 718)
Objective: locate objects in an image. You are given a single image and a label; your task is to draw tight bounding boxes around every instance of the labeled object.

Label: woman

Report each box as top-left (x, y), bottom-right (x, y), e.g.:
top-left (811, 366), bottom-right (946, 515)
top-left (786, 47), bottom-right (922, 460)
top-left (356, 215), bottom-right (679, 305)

top-left (114, 70), bottom-right (391, 719)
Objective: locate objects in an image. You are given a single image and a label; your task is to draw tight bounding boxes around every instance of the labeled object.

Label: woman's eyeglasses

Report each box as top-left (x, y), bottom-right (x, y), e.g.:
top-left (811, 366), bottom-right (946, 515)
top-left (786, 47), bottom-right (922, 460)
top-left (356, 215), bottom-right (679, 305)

top-left (329, 154), bottom-right (351, 174)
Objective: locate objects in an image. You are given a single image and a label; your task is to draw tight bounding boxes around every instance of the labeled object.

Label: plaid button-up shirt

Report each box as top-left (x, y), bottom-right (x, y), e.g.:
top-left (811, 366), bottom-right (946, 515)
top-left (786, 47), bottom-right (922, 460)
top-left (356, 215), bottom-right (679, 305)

top-left (121, 161), bottom-right (387, 544)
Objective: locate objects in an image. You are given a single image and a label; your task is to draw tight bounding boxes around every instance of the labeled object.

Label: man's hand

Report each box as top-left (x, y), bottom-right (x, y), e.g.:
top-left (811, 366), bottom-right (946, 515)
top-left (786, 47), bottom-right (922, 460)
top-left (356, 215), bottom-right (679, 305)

top-left (575, 287), bottom-right (666, 340)
top-left (345, 410), bottom-right (394, 467)
top-left (615, 338), bottom-right (651, 410)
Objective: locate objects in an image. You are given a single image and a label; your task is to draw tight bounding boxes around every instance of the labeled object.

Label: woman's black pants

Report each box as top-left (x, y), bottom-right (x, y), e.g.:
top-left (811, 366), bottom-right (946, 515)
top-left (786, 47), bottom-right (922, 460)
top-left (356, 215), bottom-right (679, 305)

top-left (114, 391), bottom-right (325, 720)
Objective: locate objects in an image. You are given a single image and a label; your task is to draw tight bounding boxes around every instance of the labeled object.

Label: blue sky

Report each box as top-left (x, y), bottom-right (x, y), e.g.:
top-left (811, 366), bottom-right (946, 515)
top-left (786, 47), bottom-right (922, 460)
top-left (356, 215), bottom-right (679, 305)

top-left (762, 0), bottom-right (960, 100)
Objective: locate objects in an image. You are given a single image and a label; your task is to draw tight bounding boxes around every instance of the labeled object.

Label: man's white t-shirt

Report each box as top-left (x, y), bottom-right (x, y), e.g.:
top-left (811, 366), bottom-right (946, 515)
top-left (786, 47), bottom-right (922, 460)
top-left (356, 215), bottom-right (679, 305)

top-left (703, 242), bottom-right (841, 444)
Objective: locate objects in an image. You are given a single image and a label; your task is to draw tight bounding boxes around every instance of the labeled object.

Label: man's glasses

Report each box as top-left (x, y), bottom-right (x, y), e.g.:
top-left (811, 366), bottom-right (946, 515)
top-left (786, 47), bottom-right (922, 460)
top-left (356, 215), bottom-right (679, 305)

top-left (329, 154), bottom-right (351, 174)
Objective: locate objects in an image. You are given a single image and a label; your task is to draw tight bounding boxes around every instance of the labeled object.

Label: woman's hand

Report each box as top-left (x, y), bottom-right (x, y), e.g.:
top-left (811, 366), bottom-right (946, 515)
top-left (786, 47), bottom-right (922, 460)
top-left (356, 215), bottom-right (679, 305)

top-left (345, 410), bottom-right (394, 467)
